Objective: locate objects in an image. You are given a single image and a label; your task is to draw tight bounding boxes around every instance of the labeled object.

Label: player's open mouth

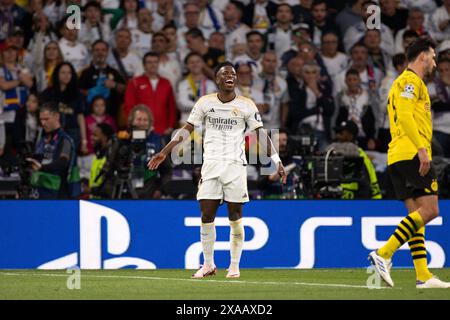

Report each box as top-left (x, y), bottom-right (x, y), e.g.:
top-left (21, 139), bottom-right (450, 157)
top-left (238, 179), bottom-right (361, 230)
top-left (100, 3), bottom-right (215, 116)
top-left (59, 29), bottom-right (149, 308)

top-left (225, 79), bottom-right (234, 85)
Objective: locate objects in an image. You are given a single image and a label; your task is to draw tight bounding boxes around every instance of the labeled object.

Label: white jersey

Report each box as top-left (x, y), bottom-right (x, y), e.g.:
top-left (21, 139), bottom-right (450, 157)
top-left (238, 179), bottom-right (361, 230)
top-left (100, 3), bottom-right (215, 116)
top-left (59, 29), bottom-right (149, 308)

top-left (187, 93), bottom-right (263, 164)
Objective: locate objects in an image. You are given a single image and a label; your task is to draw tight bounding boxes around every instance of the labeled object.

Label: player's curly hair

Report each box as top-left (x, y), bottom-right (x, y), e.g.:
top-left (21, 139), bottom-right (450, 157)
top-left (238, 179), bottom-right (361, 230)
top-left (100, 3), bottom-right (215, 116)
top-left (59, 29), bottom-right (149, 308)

top-left (214, 61), bottom-right (235, 78)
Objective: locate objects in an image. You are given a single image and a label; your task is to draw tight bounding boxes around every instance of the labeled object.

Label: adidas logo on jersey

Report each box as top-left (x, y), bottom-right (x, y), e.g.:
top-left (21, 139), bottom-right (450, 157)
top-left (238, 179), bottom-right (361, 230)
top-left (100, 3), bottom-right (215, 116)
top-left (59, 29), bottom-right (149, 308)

top-left (207, 108), bottom-right (215, 113)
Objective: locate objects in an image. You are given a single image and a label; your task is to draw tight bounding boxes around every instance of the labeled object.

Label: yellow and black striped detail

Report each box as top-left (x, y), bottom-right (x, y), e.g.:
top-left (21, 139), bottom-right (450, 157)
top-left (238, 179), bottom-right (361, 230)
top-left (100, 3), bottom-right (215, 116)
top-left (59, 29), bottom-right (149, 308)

top-left (408, 233), bottom-right (427, 260)
top-left (393, 216), bottom-right (418, 244)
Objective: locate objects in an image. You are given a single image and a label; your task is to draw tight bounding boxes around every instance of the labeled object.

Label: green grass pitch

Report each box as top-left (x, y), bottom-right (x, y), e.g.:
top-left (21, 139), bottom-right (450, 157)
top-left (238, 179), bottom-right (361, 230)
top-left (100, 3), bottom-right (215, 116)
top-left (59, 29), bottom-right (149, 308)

top-left (1, 269), bottom-right (450, 300)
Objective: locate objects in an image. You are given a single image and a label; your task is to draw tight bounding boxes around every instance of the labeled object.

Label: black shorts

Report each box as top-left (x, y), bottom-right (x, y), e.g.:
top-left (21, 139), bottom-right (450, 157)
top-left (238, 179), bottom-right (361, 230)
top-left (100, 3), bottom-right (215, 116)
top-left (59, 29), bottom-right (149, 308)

top-left (388, 155), bottom-right (438, 200)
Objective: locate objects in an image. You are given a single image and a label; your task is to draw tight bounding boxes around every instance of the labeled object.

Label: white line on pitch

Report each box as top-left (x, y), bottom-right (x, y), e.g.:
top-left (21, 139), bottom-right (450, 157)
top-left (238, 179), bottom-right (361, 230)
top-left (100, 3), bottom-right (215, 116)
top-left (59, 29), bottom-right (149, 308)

top-left (0, 272), bottom-right (394, 290)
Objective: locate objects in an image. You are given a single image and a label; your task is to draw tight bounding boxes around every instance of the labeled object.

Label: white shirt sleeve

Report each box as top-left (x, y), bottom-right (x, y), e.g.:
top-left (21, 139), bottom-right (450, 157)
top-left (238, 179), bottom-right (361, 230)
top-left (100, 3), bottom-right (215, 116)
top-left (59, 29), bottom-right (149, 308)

top-left (245, 100), bottom-right (264, 131)
top-left (186, 98), bottom-right (206, 127)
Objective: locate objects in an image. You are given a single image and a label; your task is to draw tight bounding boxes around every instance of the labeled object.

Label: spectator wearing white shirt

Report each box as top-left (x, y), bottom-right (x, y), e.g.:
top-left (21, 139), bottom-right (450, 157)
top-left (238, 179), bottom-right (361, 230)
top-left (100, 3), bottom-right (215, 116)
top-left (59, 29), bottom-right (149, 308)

top-left (58, 17), bottom-right (89, 73)
top-left (254, 51), bottom-right (289, 130)
top-left (27, 14), bottom-right (59, 73)
top-left (196, 0), bottom-right (224, 39)
top-left (296, 61), bottom-right (335, 150)
top-left (222, 0), bottom-right (250, 61)
top-left (177, 2), bottom-right (204, 62)
top-left (294, 41), bottom-right (332, 90)
top-left (363, 29), bottom-right (394, 76)
top-left (163, 24), bottom-right (182, 66)
top-left (117, 0), bottom-right (139, 31)
top-left (428, 57), bottom-right (450, 158)
top-left (235, 62), bottom-right (265, 109)
top-left (107, 28), bottom-right (144, 80)
top-left (343, 0), bottom-right (395, 56)
top-left (335, 68), bottom-right (379, 150)
top-left (233, 30), bottom-right (264, 78)
top-left (130, 7), bottom-right (154, 59)
top-left (177, 52), bottom-right (215, 125)
top-left (151, 31), bottom-right (182, 91)
top-left (43, 0), bottom-right (66, 28)
top-left (279, 23), bottom-right (313, 73)
top-left (265, 3), bottom-right (294, 60)
top-left (430, 0), bottom-right (450, 42)
top-left (320, 31), bottom-right (348, 79)
top-left (394, 8), bottom-right (429, 54)
top-left (149, 0), bottom-right (175, 32)
top-left (310, 0), bottom-right (340, 50)
top-left (242, 0), bottom-right (275, 32)
top-left (333, 43), bottom-right (383, 98)
top-left (34, 41), bottom-right (64, 93)
top-left (78, 1), bottom-right (112, 49)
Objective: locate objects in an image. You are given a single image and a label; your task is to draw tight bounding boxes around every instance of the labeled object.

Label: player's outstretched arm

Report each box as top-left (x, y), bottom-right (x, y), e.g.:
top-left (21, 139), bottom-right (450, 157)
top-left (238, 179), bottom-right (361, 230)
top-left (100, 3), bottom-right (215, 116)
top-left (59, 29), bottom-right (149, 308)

top-left (255, 127), bottom-right (287, 184)
top-left (147, 123), bottom-right (195, 170)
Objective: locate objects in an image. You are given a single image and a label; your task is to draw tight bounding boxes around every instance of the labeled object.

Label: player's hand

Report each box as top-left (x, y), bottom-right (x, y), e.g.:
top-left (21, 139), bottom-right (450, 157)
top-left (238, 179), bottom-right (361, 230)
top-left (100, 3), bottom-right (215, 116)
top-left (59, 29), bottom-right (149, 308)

top-left (278, 163), bottom-right (287, 184)
top-left (418, 147), bottom-right (430, 177)
top-left (147, 152), bottom-right (166, 170)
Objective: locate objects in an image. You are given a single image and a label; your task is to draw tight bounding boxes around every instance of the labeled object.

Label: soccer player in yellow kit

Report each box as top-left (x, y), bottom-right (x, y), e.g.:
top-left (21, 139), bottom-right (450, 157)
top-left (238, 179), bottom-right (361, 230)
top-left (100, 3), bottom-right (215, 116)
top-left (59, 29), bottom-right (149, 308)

top-left (369, 37), bottom-right (450, 289)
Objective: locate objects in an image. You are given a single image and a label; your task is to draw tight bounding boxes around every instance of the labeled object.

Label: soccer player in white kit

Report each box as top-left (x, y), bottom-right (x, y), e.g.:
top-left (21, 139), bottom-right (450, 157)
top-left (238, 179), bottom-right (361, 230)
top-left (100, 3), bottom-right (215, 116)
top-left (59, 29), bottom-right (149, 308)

top-left (148, 62), bottom-right (286, 278)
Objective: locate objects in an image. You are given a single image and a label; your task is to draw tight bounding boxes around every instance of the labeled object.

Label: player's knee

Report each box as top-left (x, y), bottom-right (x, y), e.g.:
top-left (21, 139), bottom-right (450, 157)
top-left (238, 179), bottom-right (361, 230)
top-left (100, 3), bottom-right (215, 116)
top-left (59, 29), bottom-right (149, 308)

top-left (430, 204), bottom-right (440, 219)
top-left (228, 208), bottom-right (242, 221)
top-left (201, 213), bottom-right (215, 223)
top-left (228, 213), bottom-right (242, 221)
top-left (422, 204), bottom-right (439, 221)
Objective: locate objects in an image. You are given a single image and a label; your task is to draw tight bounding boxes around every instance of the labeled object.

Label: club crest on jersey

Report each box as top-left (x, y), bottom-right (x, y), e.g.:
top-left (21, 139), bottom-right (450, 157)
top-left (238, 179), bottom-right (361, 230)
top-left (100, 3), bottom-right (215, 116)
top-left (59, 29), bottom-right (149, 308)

top-left (424, 102), bottom-right (431, 112)
top-left (231, 108), bottom-right (239, 117)
top-left (400, 83), bottom-right (415, 99)
top-left (431, 179), bottom-right (438, 192)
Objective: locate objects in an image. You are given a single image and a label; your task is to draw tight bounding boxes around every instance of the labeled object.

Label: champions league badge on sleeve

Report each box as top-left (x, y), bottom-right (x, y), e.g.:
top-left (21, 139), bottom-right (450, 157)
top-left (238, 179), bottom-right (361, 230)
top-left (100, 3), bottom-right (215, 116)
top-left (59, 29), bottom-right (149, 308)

top-left (400, 83), bottom-right (415, 99)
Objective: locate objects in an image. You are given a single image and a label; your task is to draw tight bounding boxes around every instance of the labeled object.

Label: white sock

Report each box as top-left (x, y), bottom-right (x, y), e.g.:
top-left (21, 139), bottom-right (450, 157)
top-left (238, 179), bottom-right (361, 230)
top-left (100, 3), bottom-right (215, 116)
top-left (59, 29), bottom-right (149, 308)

top-left (201, 222), bottom-right (216, 267)
top-left (229, 219), bottom-right (244, 270)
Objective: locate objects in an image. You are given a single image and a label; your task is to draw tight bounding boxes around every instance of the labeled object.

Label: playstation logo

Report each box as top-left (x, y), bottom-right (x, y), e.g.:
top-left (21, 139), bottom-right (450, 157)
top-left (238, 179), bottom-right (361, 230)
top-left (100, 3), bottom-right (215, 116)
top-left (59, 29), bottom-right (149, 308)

top-left (38, 201), bottom-right (156, 269)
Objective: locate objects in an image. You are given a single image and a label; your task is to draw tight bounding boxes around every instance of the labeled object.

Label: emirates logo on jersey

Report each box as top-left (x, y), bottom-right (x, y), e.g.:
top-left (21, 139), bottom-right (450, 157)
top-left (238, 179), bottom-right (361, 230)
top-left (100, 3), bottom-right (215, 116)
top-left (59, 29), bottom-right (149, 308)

top-left (208, 117), bottom-right (238, 131)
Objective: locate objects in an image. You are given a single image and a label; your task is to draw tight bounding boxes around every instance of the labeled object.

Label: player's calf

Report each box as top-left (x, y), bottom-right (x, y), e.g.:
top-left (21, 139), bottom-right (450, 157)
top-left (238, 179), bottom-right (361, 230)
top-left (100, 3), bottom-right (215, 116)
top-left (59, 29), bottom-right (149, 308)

top-left (228, 218), bottom-right (244, 278)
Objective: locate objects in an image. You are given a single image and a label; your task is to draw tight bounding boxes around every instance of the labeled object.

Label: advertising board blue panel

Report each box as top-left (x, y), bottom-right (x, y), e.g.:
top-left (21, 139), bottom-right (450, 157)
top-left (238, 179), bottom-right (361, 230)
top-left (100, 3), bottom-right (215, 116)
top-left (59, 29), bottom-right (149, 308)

top-left (0, 200), bottom-right (448, 269)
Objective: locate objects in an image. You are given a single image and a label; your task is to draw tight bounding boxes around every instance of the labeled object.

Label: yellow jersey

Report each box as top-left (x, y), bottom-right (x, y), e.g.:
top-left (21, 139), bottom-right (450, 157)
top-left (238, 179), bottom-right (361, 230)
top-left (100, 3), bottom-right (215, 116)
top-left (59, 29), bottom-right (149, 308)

top-left (387, 68), bottom-right (432, 165)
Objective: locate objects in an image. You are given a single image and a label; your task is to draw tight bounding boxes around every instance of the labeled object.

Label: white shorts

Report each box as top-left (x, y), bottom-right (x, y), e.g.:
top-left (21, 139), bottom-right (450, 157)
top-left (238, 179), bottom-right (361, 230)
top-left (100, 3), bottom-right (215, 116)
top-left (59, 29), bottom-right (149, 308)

top-left (197, 160), bottom-right (249, 203)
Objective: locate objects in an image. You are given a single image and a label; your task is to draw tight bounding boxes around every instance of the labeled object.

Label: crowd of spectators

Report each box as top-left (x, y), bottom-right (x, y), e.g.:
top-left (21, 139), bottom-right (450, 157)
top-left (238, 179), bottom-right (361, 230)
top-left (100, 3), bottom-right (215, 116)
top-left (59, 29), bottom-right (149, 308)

top-left (0, 0), bottom-right (450, 199)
